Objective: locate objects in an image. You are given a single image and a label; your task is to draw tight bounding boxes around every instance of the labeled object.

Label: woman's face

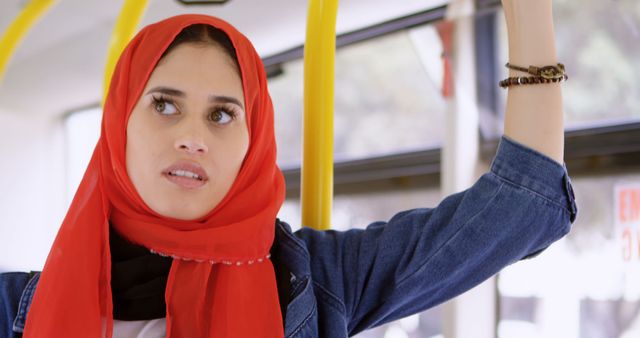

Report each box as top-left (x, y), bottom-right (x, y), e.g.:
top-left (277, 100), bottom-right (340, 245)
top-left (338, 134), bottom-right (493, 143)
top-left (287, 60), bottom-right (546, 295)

top-left (126, 43), bottom-right (249, 220)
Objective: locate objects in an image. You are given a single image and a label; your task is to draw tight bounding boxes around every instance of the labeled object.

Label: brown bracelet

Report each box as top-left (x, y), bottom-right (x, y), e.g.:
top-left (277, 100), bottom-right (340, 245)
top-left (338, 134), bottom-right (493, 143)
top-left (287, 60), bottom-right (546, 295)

top-left (505, 63), bottom-right (566, 79)
top-left (500, 62), bottom-right (568, 88)
top-left (499, 74), bottom-right (568, 88)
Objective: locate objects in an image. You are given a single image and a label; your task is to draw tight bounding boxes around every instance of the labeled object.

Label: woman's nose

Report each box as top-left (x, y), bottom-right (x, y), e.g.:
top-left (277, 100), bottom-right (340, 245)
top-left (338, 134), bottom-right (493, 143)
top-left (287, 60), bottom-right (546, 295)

top-left (175, 137), bottom-right (208, 155)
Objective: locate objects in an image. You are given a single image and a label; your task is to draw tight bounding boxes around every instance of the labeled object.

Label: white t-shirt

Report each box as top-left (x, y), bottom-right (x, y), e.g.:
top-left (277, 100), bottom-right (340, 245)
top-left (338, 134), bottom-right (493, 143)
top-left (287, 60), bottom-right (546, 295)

top-left (113, 318), bottom-right (166, 338)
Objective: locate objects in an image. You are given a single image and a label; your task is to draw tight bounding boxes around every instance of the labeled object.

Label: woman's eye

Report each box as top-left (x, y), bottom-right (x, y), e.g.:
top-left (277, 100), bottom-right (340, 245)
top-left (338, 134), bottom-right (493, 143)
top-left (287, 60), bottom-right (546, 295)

top-left (153, 97), bottom-right (178, 115)
top-left (209, 109), bottom-right (235, 125)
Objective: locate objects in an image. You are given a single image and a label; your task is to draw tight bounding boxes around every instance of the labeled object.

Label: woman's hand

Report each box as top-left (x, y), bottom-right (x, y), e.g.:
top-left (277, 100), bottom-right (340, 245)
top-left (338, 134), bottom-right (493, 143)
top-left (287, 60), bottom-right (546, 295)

top-left (500, 0), bottom-right (565, 165)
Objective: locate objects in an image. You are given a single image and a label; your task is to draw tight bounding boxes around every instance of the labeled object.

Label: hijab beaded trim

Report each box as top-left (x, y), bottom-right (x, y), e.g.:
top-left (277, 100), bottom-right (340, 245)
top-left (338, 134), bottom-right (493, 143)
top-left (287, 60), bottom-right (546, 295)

top-left (148, 248), bottom-right (272, 266)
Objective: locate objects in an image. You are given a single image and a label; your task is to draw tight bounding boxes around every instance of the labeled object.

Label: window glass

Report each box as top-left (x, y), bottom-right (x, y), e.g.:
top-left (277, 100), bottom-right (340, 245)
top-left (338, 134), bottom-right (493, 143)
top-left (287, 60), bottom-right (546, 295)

top-left (498, 172), bottom-right (640, 338)
top-left (269, 25), bottom-right (447, 168)
top-left (496, 0), bottom-right (640, 129)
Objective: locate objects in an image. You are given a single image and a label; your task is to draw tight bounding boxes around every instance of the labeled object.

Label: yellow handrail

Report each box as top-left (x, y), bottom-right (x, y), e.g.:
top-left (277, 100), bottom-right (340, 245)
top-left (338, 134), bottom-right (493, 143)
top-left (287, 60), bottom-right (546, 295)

top-left (0, 0), bottom-right (57, 83)
top-left (102, 0), bottom-right (149, 105)
top-left (301, 0), bottom-right (339, 230)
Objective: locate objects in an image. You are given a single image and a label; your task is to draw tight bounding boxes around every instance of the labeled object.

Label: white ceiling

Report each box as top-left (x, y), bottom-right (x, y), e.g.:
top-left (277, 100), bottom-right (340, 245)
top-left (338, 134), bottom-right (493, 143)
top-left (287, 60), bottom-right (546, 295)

top-left (0, 0), bottom-right (447, 117)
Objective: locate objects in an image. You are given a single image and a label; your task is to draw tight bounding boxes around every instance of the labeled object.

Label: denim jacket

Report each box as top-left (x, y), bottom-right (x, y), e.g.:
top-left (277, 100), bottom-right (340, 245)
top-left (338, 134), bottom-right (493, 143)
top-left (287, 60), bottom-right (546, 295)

top-left (0, 135), bottom-right (578, 338)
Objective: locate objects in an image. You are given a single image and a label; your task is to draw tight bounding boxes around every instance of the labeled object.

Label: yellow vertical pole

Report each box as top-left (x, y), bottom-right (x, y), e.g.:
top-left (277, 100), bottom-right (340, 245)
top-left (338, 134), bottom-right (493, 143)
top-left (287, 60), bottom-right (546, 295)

top-left (102, 0), bottom-right (149, 105)
top-left (0, 0), bottom-right (57, 83)
top-left (301, 0), bottom-right (339, 230)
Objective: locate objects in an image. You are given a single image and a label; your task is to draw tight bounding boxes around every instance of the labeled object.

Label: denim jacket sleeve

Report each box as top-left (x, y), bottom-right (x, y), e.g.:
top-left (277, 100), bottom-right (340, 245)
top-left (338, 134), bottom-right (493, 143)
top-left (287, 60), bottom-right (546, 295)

top-left (0, 271), bottom-right (39, 338)
top-left (294, 135), bottom-right (578, 336)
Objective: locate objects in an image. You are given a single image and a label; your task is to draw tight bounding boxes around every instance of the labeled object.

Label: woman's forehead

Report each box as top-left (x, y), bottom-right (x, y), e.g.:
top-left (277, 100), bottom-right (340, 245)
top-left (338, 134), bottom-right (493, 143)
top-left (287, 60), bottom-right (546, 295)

top-left (146, 44), bottom-right (245, 101)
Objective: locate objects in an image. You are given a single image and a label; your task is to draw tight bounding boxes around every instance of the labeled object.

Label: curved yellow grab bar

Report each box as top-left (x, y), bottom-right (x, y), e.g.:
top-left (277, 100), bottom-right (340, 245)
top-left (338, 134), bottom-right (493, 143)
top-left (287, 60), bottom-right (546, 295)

top-left (301, 0), bottom-right (339, 230)
top-left (0, 0), bottom-right (57, 83)
top-left (102, 0), bottom-right (149, 105)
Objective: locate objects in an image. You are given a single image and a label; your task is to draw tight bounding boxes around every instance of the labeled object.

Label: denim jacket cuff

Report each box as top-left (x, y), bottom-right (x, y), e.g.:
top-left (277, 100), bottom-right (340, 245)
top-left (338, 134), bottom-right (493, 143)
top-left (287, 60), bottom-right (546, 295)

top-left (490, 135), bottom-right (578, 223)
top-left (12, 271), bottom-right (40, 333)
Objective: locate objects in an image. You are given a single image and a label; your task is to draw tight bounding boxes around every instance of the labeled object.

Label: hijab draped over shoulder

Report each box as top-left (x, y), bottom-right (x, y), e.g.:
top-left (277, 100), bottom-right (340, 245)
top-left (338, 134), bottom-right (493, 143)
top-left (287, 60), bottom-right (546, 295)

top-left (23, 14), bottom-right (286, 338)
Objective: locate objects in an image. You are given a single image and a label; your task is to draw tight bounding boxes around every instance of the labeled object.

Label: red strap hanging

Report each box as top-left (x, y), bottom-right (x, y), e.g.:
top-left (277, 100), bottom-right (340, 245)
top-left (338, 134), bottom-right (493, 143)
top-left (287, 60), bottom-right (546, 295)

top-left (436, 20), bottom-right (454, 98)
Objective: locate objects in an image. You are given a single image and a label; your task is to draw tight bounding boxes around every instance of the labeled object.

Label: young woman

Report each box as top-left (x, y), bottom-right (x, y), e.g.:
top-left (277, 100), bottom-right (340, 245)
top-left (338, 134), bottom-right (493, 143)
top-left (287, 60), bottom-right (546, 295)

top-left (2, 1), bottom-right (577, 337)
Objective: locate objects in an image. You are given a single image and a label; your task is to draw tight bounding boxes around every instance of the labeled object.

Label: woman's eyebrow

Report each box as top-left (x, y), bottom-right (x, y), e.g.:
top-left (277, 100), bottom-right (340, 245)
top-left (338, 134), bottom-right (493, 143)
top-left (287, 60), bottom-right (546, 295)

top-left (210, 95), bottom-right (245, 110)
top-left (145, 86), bottom-right (245, 110)
top-left (146, 86), bottom-right (183, 97)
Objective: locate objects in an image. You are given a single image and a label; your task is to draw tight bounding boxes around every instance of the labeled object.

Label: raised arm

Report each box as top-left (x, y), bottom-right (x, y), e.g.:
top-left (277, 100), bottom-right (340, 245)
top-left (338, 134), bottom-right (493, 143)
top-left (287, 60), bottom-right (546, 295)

top-left (296, 140), bottom-right (577, 336)
top-left (501, 0), bottom-right (565, 164)
top-left (293, 2), bottom-right (577, 335)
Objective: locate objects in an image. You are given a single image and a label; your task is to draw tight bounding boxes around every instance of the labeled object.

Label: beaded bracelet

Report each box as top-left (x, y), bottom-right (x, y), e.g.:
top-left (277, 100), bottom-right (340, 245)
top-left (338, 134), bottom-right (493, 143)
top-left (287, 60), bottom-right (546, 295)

top-left (499, 74), bottom-right (568, 88)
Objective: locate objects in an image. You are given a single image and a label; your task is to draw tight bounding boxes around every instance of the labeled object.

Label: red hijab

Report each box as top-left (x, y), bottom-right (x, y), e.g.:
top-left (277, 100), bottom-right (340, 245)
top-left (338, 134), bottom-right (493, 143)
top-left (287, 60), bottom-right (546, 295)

top-left (23, 14), bottom-right (286, 338)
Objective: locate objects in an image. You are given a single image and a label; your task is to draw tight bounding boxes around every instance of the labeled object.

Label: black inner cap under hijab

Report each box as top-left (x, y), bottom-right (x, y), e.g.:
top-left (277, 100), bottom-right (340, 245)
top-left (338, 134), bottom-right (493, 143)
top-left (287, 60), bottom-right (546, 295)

top-left (109, 223), bottom-right (289, 323)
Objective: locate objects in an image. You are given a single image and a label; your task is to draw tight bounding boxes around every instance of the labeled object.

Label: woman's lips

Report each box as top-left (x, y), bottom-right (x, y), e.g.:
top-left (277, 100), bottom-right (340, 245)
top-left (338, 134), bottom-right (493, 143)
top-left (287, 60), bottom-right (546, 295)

top-left (163, 173), bottom-right (207, 189)
top-left (162, 160), bottom-right (209, 189)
